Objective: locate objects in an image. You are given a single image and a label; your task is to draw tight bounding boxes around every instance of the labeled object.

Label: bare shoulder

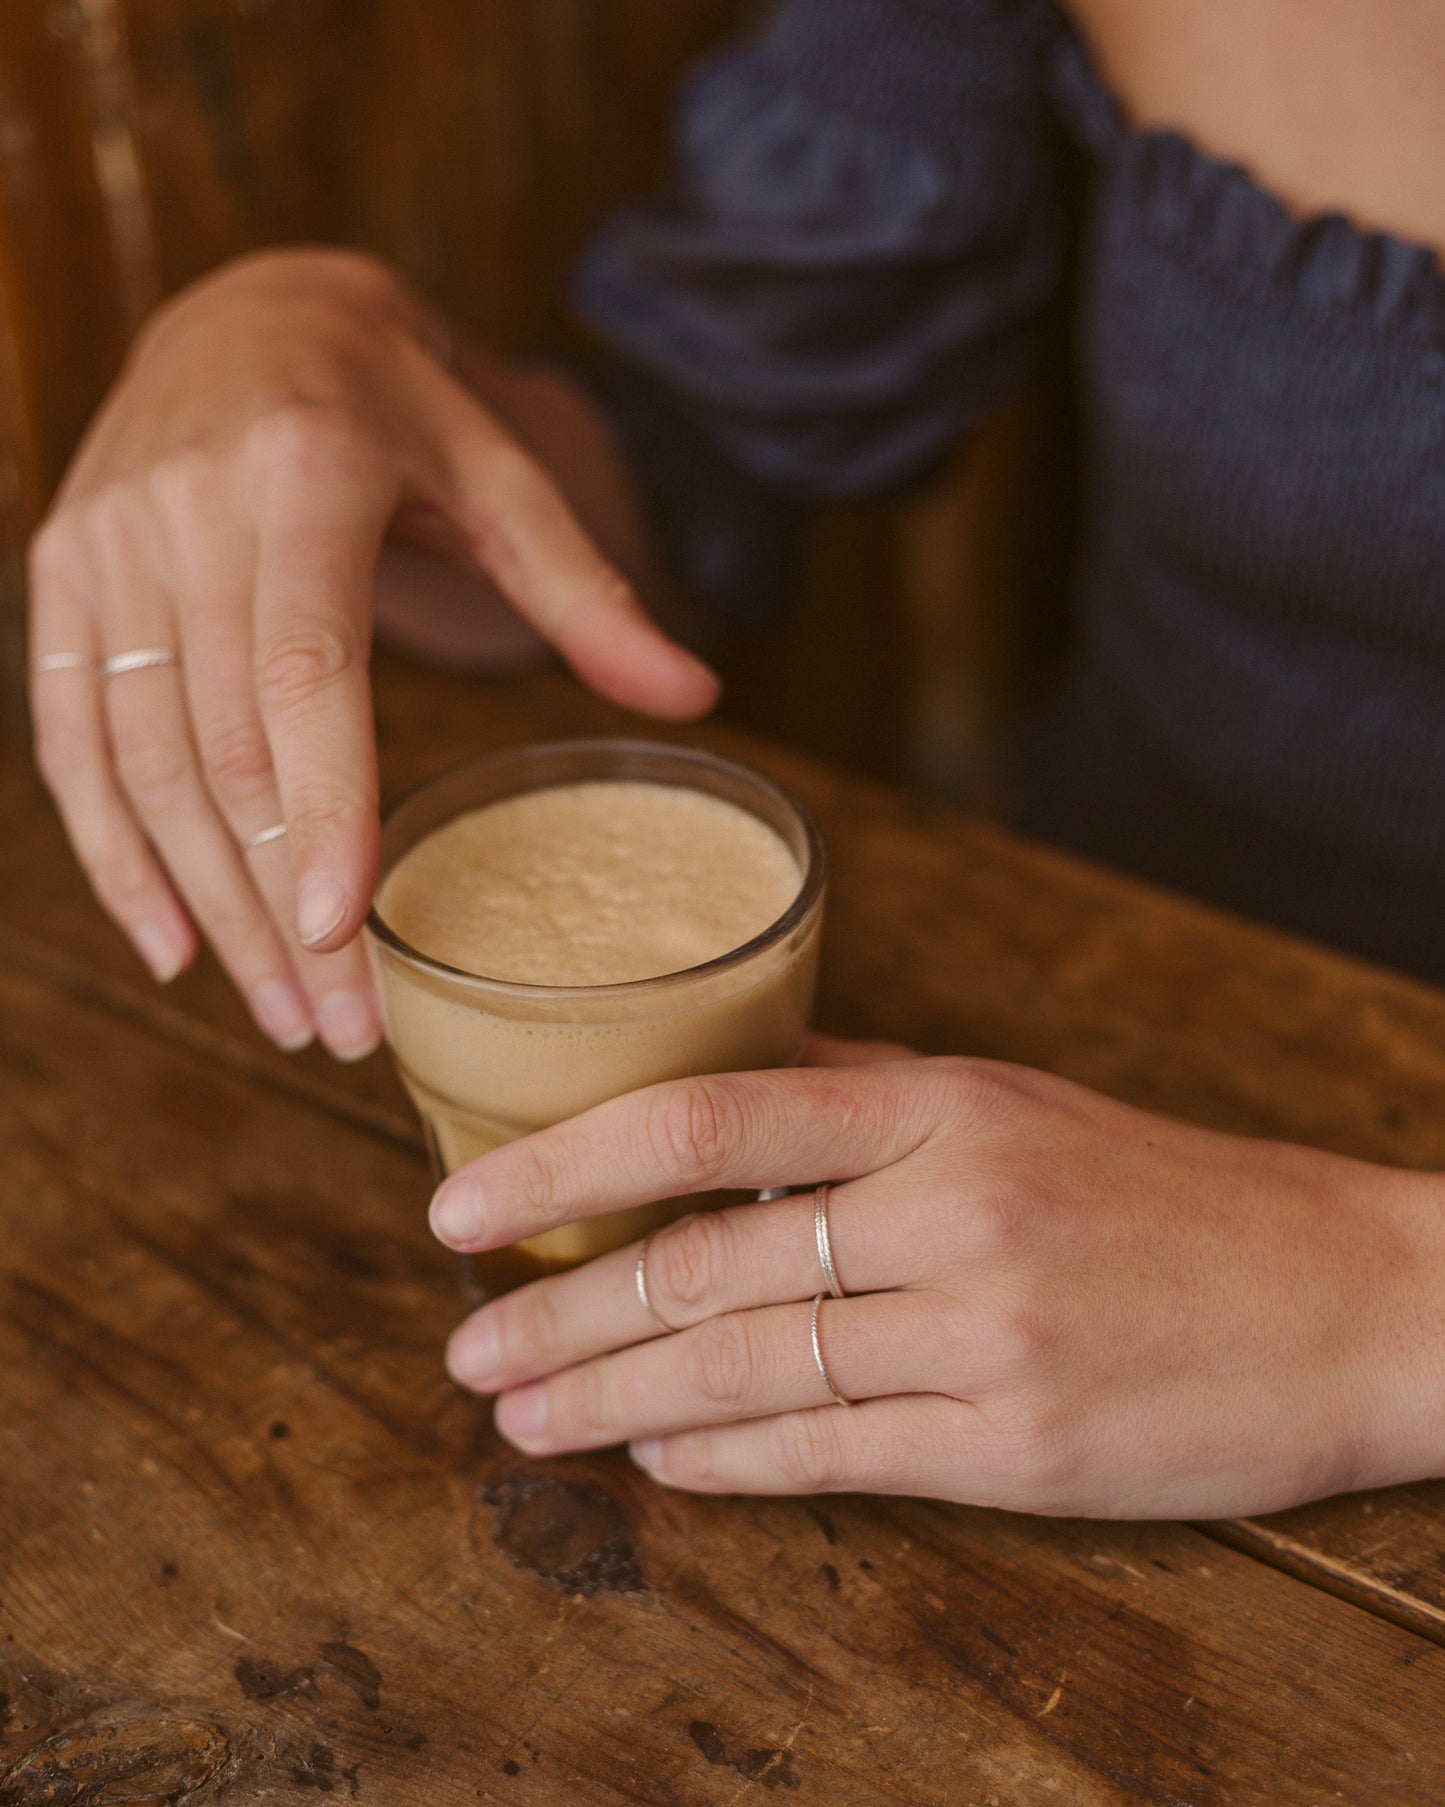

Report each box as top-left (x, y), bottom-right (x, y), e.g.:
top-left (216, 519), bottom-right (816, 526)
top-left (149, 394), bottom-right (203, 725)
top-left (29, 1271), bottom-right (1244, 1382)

top-left (1060, 0), bottom-right (1445, 254)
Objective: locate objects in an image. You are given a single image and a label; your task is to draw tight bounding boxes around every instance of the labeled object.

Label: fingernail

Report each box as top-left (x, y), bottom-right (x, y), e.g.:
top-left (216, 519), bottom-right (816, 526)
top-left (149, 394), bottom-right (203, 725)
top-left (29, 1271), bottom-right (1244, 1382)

top-left (134, 923), bottom-right (185, 984)
top-left (297, 876), bottom-right (348, 947)
top-left (497, 1385), bottom-right (547, 1447)
top-left (429, 1180), bottom-right (483, 1248)
top-left (251, 979), bottom-right (314, 1052)
top-left (629, 1437), bottom-right (664, 1474)
top-left (447, 1314), bottom-right (502, 1390)
top-left (315, 988), bottom-right (381, 1062)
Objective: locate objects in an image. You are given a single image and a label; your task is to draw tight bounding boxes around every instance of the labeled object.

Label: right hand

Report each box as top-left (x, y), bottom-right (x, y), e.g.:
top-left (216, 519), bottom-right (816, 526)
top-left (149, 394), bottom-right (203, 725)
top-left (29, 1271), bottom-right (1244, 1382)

top-left (27, 249), bottom-right (719, 1059)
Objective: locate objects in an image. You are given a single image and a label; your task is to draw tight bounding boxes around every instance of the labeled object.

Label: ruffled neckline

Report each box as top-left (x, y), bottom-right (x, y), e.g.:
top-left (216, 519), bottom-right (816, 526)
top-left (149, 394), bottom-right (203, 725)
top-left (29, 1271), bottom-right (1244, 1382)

top-left (1048, 16), bottom-right (1445, 343)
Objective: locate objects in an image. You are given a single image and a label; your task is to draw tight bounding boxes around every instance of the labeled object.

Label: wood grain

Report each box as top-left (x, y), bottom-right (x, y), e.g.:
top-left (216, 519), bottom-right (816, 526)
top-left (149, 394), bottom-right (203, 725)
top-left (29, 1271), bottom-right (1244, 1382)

top-left (4, 654), bottom-right (1445, 1664)
top-left (5, 948), bottom-right (1445, 1804)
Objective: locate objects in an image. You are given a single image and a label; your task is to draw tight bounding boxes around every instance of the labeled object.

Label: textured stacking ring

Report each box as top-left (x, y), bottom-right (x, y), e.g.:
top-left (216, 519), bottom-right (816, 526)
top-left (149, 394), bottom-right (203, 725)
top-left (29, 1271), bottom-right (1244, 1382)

top-left (32, 652), bottom-right (94, 672)
top-left (809, 1293), bottom-right (853, 1406)
top-left (813, 1183), bottom-right (846, 1299)
top-left (635, 1232), bottom-right (677, 1332)
top-left (101, 647), bottom-right (180, 679)
top-left (244, 822), bottom-right (289, 852)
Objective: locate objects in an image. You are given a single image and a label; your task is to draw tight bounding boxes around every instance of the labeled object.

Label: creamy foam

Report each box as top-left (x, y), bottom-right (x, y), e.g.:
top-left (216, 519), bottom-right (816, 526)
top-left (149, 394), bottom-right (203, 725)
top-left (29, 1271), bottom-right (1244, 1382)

top-left (376, 780), bottom-right (801, 986)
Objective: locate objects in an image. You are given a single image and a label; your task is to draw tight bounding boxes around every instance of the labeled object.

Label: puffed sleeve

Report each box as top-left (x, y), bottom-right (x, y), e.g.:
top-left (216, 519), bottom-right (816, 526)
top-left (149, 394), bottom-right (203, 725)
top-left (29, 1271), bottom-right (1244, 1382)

top-left (572, 0), bottom-right (1064, 624)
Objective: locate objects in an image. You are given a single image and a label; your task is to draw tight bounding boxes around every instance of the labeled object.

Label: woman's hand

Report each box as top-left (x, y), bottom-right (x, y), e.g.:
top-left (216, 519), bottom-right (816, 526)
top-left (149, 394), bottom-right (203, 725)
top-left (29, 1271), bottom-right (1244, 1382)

top-left (427, 1035), bottom-right (1445, 1517)
top-left (28, 248), bottom-right (717, 1058)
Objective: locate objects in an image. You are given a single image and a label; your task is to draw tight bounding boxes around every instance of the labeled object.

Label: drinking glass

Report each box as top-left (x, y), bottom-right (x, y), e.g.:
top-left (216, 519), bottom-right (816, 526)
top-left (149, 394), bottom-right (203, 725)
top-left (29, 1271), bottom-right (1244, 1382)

top-left (366, 738), bottom-right (827, 1299)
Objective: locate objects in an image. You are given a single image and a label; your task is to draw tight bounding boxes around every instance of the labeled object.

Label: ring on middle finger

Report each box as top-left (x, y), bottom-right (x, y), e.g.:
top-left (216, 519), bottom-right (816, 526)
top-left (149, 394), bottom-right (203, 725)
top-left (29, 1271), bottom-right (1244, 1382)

top-left (635, 1232), bottom-right (677, 1333)
top-left (243, 820), bottom-right (289, 852)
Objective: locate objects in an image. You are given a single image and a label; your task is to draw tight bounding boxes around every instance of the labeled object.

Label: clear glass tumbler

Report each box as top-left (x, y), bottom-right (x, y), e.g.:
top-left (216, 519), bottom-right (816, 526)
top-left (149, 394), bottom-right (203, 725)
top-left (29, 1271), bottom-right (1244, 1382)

top-left (366, 738), bottom-right (827, 1299)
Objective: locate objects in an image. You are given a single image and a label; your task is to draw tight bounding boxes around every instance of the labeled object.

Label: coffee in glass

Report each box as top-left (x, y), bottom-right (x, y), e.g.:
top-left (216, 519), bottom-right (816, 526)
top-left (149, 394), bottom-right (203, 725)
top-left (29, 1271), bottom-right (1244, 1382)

top-left (366, 739), bottom-right (826, 1297)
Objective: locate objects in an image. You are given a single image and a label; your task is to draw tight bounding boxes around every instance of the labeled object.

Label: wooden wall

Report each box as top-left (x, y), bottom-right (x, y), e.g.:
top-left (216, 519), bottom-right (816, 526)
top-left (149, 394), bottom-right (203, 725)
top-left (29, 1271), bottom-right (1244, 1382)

top-left (0, 0), bottom-right (1065, 794)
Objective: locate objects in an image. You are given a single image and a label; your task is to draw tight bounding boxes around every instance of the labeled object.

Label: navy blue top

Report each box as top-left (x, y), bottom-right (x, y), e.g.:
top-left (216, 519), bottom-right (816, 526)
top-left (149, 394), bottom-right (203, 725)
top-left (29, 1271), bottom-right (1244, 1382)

top-left (573, 0), bottom-right (1445, 985)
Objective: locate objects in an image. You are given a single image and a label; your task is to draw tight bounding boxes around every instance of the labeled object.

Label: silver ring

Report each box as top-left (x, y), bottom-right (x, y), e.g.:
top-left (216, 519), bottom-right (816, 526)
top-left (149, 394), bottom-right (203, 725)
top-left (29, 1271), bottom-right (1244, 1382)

top-left (813, 1183), bottom-right (846, 1299)
top-left (809, 1293), bottom-right (853, 1407)
top-left (635, 1233), bottom-right (676, 1332)
top-left (244, 822), bottom-right (288, 852)
top-left (32, 652), bottom-right (94, 672)
top-left (101, 647), bottom-right (180, 679)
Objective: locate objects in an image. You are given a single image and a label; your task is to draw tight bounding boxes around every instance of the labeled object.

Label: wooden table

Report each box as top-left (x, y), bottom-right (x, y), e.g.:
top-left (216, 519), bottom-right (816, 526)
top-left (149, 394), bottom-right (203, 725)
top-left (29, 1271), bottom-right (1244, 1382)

top-left (4, 654), bottom-right (1445, 1805)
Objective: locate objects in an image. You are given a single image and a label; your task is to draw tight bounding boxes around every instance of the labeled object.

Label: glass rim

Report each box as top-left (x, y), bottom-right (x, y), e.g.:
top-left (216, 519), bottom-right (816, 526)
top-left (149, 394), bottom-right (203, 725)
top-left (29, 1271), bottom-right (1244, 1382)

top-left (365, 737), bottom-right (828, 1001)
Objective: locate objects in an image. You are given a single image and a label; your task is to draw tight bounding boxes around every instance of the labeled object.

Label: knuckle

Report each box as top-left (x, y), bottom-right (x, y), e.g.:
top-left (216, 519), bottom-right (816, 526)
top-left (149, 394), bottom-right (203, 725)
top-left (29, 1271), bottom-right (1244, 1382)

top-left (508, 1143), bottom-right (569, 1233)
top-left (934, 1056), bottom-right (1023, 1131)
top-left (508, 1284), bottom-right (566, 1374)
top-left (146, 448), bottom-right (218, 523)
top-left (561, 1359), bottom-right (612, 1443)
top-left (652, 1211), bottom-right (732, 1320)
top-left (770, 1408), bottom-right (845, 1491)
top-left (197, 714), bottom-right (275, 797)
top-left (969, 1176), bottom-right (1043, 1259)
top-left (975, 1283), bottom-right (1059, 1376)
top-left (244, 397), bottom-right (361, 477)
top-left (283, 795), bottom-right (359, 844)
top-left (112, 727), bottom-right (191, 807)
top-left (686, 1314), bottom-right (759, 1415)
top-left (256, 621), bottom-right (354, 711)
top-left (88, 843), bottom-right (158, 917)
top-left (646, 1077), bottom-right (744, 1188)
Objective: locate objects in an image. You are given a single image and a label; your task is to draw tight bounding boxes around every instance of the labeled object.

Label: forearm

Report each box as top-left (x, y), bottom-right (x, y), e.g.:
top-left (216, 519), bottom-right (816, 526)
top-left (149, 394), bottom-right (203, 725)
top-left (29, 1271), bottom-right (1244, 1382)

top-left (1355, 1164), bottom-right (1445, 1490)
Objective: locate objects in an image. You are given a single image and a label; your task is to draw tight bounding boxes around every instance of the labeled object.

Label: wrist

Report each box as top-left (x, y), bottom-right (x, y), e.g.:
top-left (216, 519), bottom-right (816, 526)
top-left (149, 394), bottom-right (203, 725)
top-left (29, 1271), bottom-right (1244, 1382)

top-left (1344, 1165), bottom-right (1445, 1490)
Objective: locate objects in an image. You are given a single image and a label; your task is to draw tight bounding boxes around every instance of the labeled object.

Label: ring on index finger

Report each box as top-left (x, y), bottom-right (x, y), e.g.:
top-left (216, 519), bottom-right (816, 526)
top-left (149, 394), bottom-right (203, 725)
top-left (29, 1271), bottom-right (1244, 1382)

top-left (814, 1184), bottom-right (847, 1299)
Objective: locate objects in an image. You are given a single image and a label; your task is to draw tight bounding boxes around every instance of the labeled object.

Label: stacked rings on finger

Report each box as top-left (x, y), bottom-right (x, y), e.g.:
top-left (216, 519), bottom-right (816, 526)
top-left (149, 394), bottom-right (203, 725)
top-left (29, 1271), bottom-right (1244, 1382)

top-left (635, 1232), bottom-right (677, 1332)
top-left (814, 1183), bottom-right (846, 1299)
top-left (100, 647), bottom-right (180, 679)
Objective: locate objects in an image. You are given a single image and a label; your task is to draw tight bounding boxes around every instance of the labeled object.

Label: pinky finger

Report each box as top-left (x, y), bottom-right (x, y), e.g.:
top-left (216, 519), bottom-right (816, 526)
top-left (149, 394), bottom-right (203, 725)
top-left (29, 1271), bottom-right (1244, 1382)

top-left (29, 571), bottom-right (195, 983)
top-left (629, 1393), bottom-right (969, 1499)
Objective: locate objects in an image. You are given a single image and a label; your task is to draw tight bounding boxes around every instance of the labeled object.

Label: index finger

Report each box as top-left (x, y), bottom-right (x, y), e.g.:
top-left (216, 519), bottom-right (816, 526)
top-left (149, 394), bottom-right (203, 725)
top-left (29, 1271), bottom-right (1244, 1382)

top-left (251, 434), bottom-right (395, 951)
top-left (428, 1060), bottom-right (945, 1253)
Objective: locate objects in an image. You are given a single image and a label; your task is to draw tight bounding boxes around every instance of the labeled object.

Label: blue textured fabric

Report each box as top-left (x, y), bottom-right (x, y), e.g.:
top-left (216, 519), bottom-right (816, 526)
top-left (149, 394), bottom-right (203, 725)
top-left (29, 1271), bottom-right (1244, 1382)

top-left (573, 0), bottom-right (1445, 984)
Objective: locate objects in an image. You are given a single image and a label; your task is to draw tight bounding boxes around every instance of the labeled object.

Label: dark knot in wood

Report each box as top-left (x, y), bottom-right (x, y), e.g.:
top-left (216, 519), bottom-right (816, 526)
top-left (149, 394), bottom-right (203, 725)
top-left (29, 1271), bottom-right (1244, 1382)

top-left (475, 1469), bottom-right (646, 1596)
top-left (688, 1720), bottom-right (801, 1790)
top-left (0, 1717), bottom-right (229, 1805)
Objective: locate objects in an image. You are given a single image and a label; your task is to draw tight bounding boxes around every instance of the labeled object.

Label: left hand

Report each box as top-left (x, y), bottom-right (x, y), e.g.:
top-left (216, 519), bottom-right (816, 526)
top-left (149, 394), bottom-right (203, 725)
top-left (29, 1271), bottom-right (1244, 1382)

top-left (427, 1035), bottom-right (1445, 1517)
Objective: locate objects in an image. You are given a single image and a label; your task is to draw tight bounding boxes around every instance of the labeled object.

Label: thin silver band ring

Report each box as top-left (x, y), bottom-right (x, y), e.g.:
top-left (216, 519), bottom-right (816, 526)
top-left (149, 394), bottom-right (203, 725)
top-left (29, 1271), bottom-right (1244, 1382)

top-left (635, 1233), bottom-right (676, 1332)
top-left (810, 1293), bottom-right (853, 1406)
top-left (244, 822), bottom-right (288, 852)
top-left (101, 647), bottom-right (180, 679)
top-left (813, 1183), bottom-right (846, 1299)
top-left (32, 652), bottom-right (94, 672)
